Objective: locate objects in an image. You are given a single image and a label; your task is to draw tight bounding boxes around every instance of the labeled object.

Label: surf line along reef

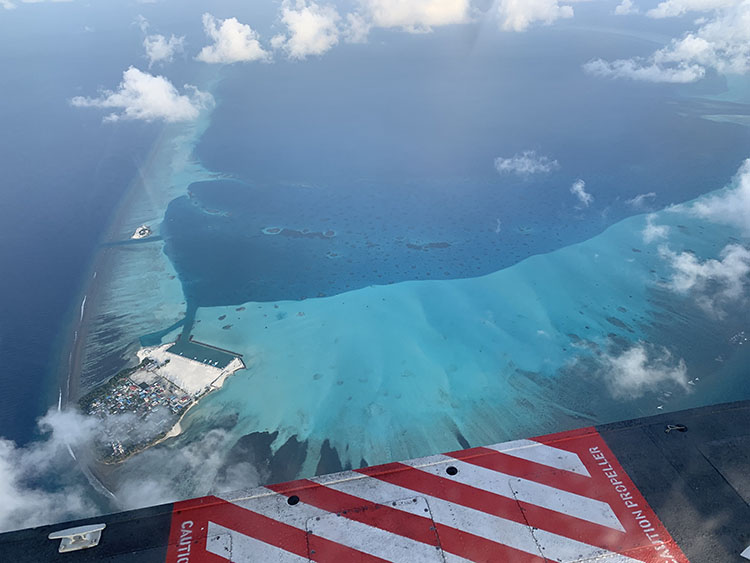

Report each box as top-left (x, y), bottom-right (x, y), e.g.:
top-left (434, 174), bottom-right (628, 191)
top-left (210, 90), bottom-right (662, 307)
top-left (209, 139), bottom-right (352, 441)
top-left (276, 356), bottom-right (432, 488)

top-left (78, 337), bottom-right (244, 463)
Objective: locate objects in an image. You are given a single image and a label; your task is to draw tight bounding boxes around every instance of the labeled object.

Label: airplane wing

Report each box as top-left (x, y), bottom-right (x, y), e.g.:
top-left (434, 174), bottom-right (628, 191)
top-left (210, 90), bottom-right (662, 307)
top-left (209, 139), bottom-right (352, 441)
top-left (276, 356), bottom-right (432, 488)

top-left (3, 400), bottom-right (749, 562)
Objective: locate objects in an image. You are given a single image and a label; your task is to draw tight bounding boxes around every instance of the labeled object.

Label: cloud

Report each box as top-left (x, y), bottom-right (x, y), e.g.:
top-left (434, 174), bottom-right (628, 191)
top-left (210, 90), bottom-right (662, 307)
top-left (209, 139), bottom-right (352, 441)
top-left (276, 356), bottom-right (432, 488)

top-left (0, 410), bottom-right (100, 532)
top-left (626, 192), bottom-right (656, 208)
top-left (570, 179), bottom-right (593, 207)
top-left (659, 243), bottom-right (750, 318)
top-left (358, 0), bottom-right (471, 33)
top-left (4, 0), bottom-right (74, 6)
top-left (583, 58), bottom-right (705, 83)
top-left (494, 150), bottom-right (559, 177)
top-left (144, 34), bottom-right (185, 67)
top-left (0, 407), bottom-right (269, 532)
top-left (71, 67), bottom-right (213, 123)
top-left (275, 1), bottom-right (341, 60)
top-left (344, 12), bottom-right (371, 42)
top-left (496, 0), bottom-right (576, 32)
top-left (598, 344), bottom-right (689, 399)
top-left (642, 214), bottom-right (669, 243)
top-left (647, 0), bottom-right (730, 19)
top-left (585, 1), bottom-right (750, 83)
top-left (114, 429), bottom-right (267, 511)
top-left (196, 13), bottom-right (270, 64)
top-left (686, 158), bottom-right (750, 235)
top-left (615, 0), bottom-right (639, 14)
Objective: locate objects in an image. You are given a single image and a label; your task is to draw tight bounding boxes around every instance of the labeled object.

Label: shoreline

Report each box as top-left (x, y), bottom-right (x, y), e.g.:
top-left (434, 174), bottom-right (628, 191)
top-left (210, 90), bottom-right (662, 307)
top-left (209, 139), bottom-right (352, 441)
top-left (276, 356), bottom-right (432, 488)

top-left (56, 120), bottom-right (178, 412)
top-left (53, 121), bottom-right (202, 503)
top-left (87, 344), bottom-right (245, 466)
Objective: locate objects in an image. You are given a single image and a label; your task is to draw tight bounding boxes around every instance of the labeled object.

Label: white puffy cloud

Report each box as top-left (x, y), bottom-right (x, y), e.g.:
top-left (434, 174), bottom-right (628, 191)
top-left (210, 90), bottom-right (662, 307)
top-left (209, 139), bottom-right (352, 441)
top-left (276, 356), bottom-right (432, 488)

top-left (659, 244), bottom-right (750, 318)
top-left (196, 13), bottom-right (270, 64)
top-left (570, 179), bottom-right (593, 207)
top-left (359, 0), bottom-right (471, 33)
top-left (144, 34), bottom-right (185, 67)
top-left (598, 344), bottom-right (689, 399)
top-left (271, 0), bottom-right (472, 54)
top-left (585, 0), bottom-right (750, 82)
top-left (497, 0), bottom-right (576, 32)
top-left (344, 12), bottom-right (371, 42)
top-left (2, 0), bottom-right (16, 10)
top-left (494, 150), bottom-right (559, 176)
top-left (642, 214), bottom-right (669, 243)
top-left (687, 158), bottom-right (750, 234)
top-left (71, 67), bottom-right (213, 123)
top-left (615, 0), bottom-right (639, 14)
top-left (274, 1), bottom-right (341, 60)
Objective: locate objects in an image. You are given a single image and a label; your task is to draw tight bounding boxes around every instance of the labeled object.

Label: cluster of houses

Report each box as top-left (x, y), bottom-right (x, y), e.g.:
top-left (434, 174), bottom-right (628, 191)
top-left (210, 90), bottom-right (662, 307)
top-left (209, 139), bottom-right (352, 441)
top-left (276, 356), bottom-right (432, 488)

top-left (85, 377), bottom-right (190, 419)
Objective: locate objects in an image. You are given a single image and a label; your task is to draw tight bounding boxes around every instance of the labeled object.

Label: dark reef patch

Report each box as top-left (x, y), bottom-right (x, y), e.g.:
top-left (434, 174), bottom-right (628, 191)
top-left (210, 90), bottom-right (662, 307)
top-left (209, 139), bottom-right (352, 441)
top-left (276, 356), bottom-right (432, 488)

top-left (316, 439), bottom-right (351, 475)
top-left (406, 241), bottom-right (452, 251)
top-left (221, 431), bottom-right (309, 485)
top-left (606, 316), bottom-right (634, 333)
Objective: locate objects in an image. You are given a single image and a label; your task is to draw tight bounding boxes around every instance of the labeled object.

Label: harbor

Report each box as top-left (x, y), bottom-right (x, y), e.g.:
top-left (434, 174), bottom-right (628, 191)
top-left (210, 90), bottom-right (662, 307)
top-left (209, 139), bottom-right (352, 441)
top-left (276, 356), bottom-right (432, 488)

top-left (79, 339), bottom-right (245, 463)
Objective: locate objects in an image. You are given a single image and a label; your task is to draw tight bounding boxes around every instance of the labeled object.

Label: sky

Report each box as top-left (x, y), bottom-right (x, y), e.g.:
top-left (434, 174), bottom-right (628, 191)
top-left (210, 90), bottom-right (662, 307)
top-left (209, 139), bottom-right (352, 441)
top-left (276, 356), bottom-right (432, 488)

top-left (4, 1), bottom-right (750, 126)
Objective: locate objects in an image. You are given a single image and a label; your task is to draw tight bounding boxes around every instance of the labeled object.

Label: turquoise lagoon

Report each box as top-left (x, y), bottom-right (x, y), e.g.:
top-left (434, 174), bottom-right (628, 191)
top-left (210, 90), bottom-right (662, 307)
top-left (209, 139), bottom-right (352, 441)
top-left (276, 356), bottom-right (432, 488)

top-left (172, 185), bottom-right (750, 476)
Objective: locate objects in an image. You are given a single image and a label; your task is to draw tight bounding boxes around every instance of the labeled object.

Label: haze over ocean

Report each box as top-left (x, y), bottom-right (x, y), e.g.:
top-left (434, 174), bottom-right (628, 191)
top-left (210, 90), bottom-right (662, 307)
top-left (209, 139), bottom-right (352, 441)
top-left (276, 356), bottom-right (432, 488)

top-left (1, 0), bottom-right (750, 531)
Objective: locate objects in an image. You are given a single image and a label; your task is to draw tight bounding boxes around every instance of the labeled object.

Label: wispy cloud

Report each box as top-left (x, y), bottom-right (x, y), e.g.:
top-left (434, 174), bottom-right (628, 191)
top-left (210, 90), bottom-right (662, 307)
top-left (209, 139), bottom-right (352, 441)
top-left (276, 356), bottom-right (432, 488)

top-left (597, 344), bottom-right (689, 399)
top-left (642, 214), bottom-right (669, 243)
top-left (659, 243), bottom-right (750, 318)
top-left (0, 407), bottom-right (268, 532)
top-left (144, 35), bottom-right (185, 67)
top-left (614, 0), bottom-right (639, 15)
top-left (685, 158), bottom-right (750, 235)
top-left (3, 0), bottom-right (75, 7)
top-left (626, 192), bottom-right (656, 208)
top-left (137, 16), bottom-right (185, 68)
top-left (494, 150), bottom-right (559, 177)
top-left (646, 0), bottom-right (732, 19)
top-left (0, 410), bottom-right (99, 532)
top-left (71, 67), bottom-right (213, 123)
top-left (583, 58), bottom-right (704, 83)
top-left (196, 13), bottom-right (270, 64)
top-left (570, 179), bottom-right (593, 207)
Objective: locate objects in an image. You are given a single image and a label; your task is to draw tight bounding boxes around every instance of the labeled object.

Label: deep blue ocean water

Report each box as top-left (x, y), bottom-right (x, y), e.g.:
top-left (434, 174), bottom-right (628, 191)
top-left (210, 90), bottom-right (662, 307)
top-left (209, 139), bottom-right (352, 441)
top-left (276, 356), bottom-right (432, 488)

top-left (166, 26), bottom-right (750, 310)
top-left (0, 5), bottom-right (164, 444)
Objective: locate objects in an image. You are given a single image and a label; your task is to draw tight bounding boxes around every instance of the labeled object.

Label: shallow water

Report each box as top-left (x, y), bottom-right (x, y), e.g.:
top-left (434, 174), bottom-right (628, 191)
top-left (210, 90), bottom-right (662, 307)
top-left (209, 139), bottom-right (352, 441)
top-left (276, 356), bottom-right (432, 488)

top-left (165, 190), bottom-right (750, 475)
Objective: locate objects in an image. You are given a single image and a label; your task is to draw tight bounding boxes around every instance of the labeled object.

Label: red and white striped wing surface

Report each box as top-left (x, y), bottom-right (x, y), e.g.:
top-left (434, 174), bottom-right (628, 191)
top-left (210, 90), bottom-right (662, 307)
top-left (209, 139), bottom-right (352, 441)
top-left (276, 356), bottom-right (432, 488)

top-left (165, 427), bottom-right (689, 562)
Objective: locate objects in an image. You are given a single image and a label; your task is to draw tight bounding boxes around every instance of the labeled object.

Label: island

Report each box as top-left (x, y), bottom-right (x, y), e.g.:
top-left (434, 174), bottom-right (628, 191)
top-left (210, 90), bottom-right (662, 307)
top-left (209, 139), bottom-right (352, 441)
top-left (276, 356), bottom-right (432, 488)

top-left (78, 337), bottom-right (245, 463)
top-left (131, 224), bottom-right (152, 239)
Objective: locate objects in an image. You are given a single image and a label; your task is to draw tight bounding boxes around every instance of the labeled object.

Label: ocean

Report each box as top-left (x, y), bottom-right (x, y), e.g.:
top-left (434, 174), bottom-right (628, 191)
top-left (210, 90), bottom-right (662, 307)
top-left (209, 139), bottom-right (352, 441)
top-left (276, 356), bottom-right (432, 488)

top-left (0, 5), bottom-right (162, 444)
top-left (77, 23), bottom-right (750, 497)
